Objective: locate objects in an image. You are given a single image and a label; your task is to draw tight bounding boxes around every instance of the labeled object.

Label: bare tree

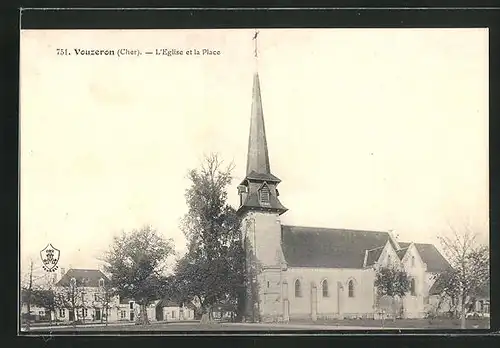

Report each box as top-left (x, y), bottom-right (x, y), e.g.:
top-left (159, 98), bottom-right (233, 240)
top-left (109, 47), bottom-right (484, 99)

top-left (20, 258), bottom-right (53, 330)
top-left (438, 223), bottom-right (489, 329)
top-left (20, 259), bottom-right (35, 331)
top-left (55, 278), bottom-right (86, 327)
top-left (92, 281), bottom-right (116, 326)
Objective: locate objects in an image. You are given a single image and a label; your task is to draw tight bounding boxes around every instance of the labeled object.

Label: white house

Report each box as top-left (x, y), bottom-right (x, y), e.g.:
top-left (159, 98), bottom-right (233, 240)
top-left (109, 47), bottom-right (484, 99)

top-left (154, 299), bottom-right (196, 322)
top-left (54, 268), bottom-right (120, 323)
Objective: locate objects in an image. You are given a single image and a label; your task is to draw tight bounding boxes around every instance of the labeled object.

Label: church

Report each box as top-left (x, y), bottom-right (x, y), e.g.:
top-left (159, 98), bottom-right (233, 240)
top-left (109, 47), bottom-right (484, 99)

top-left (236, 45), bottom-right (451, 322)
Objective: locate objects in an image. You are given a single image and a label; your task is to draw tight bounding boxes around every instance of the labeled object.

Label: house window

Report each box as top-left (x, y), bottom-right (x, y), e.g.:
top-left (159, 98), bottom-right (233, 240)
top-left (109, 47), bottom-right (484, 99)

top-left (120, 310), bottom-right (127, 319)
top-left (294, 279), bottom-right (302, 298)
top-left (94, 293), bottom-right (98, 302)
top-left (99, 279), bottom-right (104, 287)
top-left (484, 302), bottom-right (490, 314)
top-left (129, 302), bottom-right (134, 309)
top-left (411, 256), bottom-right (415, 267)
top-left (83, 308), bottom-right (88, 317)
top-left (259, 185), bottom-right (270, 205)
top-left (59, 309), bottom-right (65, 317)
top-left (410, 278), bottom-right (416, 296)
top-left (172, 311), bottom-right (176, 319)
top-left (322, 280), bottom-right (329, 297)
top-left (348, 280), bottom-right (355, 298)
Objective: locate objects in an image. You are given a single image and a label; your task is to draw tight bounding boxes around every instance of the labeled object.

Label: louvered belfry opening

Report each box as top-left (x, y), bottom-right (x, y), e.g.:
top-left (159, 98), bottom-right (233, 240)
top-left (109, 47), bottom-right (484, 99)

top-left (259, 185), bottom-right (270, 205)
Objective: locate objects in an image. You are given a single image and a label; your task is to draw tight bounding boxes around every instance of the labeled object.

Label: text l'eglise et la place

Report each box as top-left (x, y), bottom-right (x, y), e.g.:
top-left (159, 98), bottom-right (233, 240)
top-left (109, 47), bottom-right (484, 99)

top-left (56, 48), bottom-right (221, 57)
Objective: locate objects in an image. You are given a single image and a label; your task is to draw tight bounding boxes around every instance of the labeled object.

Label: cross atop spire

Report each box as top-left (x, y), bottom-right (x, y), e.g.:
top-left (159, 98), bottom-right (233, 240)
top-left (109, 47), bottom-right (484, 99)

top-left (253, 29), bottom-right (260, 59)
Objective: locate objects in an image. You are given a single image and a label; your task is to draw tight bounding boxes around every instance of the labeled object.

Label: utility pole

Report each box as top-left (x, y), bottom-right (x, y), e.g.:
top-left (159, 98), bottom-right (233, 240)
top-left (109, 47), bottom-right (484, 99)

top-left (25, 260), bottom-right (34, 331)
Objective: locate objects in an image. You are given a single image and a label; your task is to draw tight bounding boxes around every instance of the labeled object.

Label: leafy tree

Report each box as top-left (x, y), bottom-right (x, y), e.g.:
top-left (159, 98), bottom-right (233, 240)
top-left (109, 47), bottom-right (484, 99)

top-left (437, 225), bottom-right (489, 328)
top-left (174, 153), bottom-right (244, 323)
top-left (102, 225), bottom-right (175, 325)
top-left (31, 287), bottom-right (58, 324)
top-left (374, 265), bottom-right (410, 320)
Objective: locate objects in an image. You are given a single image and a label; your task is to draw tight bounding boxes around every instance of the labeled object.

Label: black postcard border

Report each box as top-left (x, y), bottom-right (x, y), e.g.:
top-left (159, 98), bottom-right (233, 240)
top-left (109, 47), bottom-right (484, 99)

top-left (4, 6), bottom-right (500, 347)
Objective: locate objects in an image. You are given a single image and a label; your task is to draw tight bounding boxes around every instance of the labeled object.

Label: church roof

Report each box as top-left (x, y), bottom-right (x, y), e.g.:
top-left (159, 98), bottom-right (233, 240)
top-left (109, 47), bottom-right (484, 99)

top-left (398, 242), bottom-right (450, 273)
top-left (246, 73), bottom-right (272, 176)
top-left (242, 170), bottom-right (281, 184)
top-left (55, 268), bottom-right (109, 287)
top-left (239, 190), bottom-right (288, 215)
top-left (396, 247), bottom-right (409, 260)
top-left (365, 246), bottom-right (385, 267)
top-left (281, 225), bottom-right (392, 269)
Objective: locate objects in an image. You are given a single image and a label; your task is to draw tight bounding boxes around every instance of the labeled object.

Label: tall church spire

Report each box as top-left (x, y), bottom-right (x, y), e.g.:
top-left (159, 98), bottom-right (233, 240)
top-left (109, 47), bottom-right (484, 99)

top-left (246, 67), bottom-right (271, 175)
top-left (237, 30), bottom-right (287, 216)
top-left (247, 29), bottom-right (271, 176)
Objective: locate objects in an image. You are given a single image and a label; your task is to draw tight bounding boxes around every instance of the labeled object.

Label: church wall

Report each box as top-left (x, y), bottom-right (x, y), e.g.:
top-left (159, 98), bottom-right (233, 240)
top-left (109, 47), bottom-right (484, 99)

top-left (401, 244), bottom-right (427, 318)
top-left (284, 267), bottom-right (376, 319)
top-left (242, 211), bottom-right (282, 267)
top-left (377, 240), bottom-right (400, 267)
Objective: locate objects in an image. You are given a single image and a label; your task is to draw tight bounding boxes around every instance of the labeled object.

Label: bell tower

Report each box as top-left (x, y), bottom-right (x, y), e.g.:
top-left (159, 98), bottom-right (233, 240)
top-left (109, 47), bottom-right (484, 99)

top-left (237, 30), bottom-right (288, 322)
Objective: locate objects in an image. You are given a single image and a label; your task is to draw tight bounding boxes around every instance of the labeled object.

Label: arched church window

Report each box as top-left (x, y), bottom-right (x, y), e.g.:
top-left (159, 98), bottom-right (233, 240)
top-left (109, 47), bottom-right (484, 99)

top-left (348, 280), bottom-right (355, 298)
top-left (99, 278), bottom-right (104, 287)
top-left (259, 185), bottom-right (270, 205)
top-left (410, 278), bottom-right (416, 296)
top-left (322, 280), bottom-right (329, 297)
top-left (294, 279), bottom-right (302, 298)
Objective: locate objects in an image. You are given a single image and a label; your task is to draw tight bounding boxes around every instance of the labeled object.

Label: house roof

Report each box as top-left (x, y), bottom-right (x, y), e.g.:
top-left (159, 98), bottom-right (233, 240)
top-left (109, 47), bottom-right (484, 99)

top-left (156, 297), bottom-right (196, 309)
top-left (281, 225), bottom-right (392, 269)
top-left (428, 273), bottom-right (447, 295)
top-left (399, 242), bottom-right (450, 273)
top-left (55, 269), bottom-right (109, 287)
top-left (429, 274), bottom-right (490, 298)
top-left (365, 246), bottom-right (385, 267)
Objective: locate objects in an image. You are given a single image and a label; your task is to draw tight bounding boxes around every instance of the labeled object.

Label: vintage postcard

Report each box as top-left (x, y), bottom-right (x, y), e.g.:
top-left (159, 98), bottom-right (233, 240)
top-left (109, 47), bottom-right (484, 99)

top-left (19, 28), bottom-right (489, 334)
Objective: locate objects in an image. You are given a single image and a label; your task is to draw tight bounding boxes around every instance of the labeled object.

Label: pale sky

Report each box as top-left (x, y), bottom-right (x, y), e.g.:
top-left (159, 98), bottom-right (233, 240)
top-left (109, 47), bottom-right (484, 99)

top-left (20, 29), bottom-right (489, 277)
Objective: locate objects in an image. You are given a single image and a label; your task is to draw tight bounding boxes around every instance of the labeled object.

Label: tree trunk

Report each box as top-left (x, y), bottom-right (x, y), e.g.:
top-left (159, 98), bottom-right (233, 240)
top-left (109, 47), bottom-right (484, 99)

top-left (200, 306), bottom-right (212, 324)
top-left (137, 303), bottom-right (150, 325)
top-left (459, 285), bottom-right (466, 329)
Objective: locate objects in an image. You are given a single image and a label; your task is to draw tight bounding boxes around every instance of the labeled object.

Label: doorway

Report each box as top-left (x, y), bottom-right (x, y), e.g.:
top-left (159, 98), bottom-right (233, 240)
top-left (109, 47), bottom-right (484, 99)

top-left (130, 311), bottom-right (135, 321)
top-left (69, 310), bottom-right (75, 321)
top-left (95, 309), bottom-right (101, 321)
